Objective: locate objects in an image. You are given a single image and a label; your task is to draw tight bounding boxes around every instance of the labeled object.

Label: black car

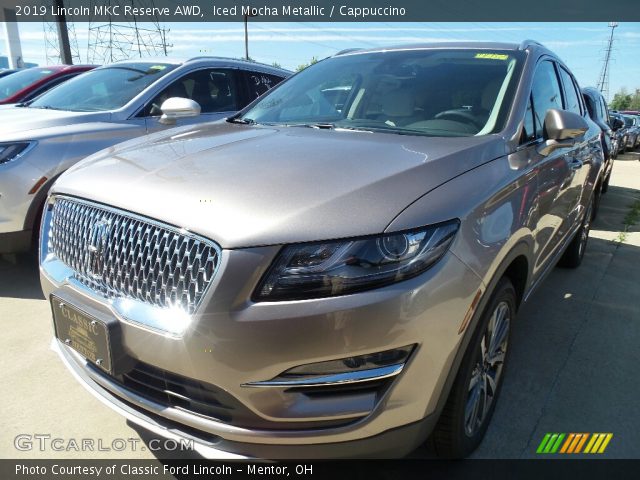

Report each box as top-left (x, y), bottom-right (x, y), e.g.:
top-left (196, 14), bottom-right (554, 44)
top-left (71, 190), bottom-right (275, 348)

top-left (609, 112), bottom-right (628, 156)
top-left (582, 87), bottom-right (614, 194)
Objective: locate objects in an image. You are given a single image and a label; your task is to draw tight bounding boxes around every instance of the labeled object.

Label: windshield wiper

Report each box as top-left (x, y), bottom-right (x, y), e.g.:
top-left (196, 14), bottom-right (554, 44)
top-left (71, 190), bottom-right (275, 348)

top-left (15, 99), bottom-right (36, 108)
top-left (29, 105), bottom-right (57, 110)
top-left (226, 117), bottom-right (255, 125)
top-left (283, 123), bottom-right (336, 129)
top-left (288, 123), bottom-right (376, 132)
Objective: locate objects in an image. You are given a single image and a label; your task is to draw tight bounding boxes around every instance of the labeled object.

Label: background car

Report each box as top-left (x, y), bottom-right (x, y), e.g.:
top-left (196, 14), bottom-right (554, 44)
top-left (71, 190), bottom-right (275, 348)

top-left (582, 87), bottom-right (614, 193)
top-left (40, 41), bottom-right (603, 459)
top-left (610, 112), bottom-right (629, 155)
top-left (0, 57), bottom-right (291, 253)
top-left (622, 115), bottom-right (639, 150)
top-left (0, 65), bottom-right (97, 105)
top-left (632, 115), bottom-right (640, 149)
top-left (608, 112), bottom-right (624, 158)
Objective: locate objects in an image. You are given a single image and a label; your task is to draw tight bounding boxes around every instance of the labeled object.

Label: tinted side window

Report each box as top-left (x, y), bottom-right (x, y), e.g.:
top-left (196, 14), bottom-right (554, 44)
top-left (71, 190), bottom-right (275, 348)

top-left (246, 71), bottom-right (284, 99)
top-left (594, 95), bottom-right (603, 119)
top-left (599, 96), bottom-right (609, 121)
top-left (144, 69), bottom-right (239, 116)
top-left (531, 61), bottom-right (563, 138)
top-left (558, 67), bottom-right (582, 115)
top-left (584, 93), bottom-right (596, 119)
top-left (521, 95), bottom-right (536, 143)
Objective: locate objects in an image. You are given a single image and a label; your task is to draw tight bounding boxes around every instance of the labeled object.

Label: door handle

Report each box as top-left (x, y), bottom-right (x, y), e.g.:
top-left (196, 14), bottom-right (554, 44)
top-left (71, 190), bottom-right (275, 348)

top-left (569, 159), bottom-right (583, 170)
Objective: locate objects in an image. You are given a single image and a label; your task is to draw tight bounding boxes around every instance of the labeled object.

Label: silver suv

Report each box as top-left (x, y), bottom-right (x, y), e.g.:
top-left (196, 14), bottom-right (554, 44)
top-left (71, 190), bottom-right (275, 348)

top-left (0, 57), bottom-right (289, 253)
top-left (40, 42), bottom-right (603, 458)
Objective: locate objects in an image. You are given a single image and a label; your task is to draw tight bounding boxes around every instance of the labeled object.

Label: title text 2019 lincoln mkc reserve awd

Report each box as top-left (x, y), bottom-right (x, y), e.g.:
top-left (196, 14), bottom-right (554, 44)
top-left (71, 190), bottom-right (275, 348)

top-left (40, 42), bottom-right (603, 458)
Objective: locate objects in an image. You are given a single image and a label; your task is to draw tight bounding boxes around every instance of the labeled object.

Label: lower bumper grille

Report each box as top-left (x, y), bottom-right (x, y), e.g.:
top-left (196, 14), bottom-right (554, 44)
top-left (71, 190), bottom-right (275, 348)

top-left (92, 362), bottom-right (359, 430)
top-left (119, 363), bottom-right (236, 423)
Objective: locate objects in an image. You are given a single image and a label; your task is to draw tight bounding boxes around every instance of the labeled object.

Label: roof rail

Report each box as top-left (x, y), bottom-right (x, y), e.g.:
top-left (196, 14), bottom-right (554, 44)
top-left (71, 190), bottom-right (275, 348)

top-left (335, 48), bottom-right (362, 56)
top-left (185, 56), bottom-right (291, 72)
top-left (519, 40), bottom-right (545, 50)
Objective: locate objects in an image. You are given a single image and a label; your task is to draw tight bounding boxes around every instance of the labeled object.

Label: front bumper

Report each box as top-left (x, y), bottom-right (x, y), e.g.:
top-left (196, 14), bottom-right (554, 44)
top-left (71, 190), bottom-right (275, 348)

top-left (41, 222), bottom-right (483, 458)
top-left (0, 153), bottom-right (48, 234)
top-left (52, 337), bottom-right (437, 459)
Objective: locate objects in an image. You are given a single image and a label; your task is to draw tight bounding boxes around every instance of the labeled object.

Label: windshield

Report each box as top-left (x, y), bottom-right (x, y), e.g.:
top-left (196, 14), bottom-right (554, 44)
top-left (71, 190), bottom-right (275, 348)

top-left (0, 68), bottom-right (56, 101)
top-left (30, 63), bottom-right (177, 112)
top-left (239, 49), bottom-right (523, 137)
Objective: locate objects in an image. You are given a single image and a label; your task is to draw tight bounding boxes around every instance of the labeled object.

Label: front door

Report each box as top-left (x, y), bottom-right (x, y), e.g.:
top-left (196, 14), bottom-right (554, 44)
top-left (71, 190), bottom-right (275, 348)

top-left (142, 68), bottom-right (241, 133)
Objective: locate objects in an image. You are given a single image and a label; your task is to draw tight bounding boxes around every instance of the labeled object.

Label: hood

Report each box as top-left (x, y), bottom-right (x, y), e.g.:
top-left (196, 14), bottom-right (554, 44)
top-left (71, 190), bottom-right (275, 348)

top-left (0, 107), bottom-right (110, 138)
top-left (53, 122), bottom-right (506, 248)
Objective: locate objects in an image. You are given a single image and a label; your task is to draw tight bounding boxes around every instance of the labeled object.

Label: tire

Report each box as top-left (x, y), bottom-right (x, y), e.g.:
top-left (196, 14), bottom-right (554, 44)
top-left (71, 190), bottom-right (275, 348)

top-left (29, 200), bottom-right (46, 254)
top-left (558, 195), bottom-right (593, 268)
top-left (431, 277), bottom-right (516, 458)
top-left (601, 173), bottom-right (610, 194)
top-left (591, 181), bottom-right (602, 220)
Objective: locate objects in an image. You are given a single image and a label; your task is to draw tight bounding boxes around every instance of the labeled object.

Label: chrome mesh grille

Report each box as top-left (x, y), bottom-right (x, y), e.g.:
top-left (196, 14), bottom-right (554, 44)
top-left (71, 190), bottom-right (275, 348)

top-left (48, 197), bottom-right (220, 314)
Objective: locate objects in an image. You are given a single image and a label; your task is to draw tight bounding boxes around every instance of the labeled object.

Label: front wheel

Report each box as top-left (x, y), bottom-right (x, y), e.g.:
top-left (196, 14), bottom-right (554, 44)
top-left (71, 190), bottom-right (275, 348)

top-left (590, 181), bottom-right (602, 221)
top-left (559, 195), bottom-right (593, 268)
top-left (431, 277), bottom-right (516, 458)
top-left (601, 172), bottom-right (611, 194)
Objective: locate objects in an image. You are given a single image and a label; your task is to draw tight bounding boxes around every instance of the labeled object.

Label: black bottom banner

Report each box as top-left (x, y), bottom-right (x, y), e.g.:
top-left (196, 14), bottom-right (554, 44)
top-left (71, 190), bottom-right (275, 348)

top-left (3, 459), bottom-right (640, 480)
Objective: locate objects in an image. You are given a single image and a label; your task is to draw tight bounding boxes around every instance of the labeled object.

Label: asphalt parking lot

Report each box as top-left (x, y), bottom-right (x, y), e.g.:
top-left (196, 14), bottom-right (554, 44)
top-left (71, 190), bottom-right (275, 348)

top-left (1, 151), bottom-right (639, 460)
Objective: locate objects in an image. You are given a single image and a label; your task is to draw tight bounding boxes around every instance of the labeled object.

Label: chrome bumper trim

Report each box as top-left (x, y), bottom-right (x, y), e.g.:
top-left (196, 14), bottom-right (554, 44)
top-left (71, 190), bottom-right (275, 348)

top-left (242, 363), bottom-right (404, 388)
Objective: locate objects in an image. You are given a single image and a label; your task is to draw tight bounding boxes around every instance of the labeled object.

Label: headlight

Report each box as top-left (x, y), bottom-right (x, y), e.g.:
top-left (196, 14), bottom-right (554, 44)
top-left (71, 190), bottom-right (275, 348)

top-left (0, 142), bottom-right (35, 165)
top-left (255, 220), bottom-right (460, 301)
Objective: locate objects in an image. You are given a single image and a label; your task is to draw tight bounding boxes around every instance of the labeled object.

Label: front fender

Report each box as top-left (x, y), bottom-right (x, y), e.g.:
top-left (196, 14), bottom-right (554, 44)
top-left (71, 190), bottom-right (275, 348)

top-left (386, 153), bottom-right (537, 291)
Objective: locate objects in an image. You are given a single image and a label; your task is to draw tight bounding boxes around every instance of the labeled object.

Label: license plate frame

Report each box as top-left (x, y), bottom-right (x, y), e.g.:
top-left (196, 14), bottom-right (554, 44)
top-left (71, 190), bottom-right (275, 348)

top-left (51, 295), bottom-right (114, 374)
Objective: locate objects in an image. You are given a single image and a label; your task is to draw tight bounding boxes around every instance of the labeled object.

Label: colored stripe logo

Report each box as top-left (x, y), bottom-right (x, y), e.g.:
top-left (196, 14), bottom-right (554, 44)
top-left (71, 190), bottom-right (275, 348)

top-left (536, 433), bottom-right (613, 454)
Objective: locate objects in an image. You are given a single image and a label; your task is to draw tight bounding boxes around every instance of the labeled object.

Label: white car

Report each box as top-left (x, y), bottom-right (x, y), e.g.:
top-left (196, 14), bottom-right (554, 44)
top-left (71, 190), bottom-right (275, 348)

top-left (0, 57), bottom-right (290, 253)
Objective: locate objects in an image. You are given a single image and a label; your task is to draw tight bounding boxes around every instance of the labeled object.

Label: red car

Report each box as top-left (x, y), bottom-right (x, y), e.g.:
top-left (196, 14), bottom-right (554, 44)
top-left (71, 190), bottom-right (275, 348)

top-left (0, 65), bottom-right (97, 105)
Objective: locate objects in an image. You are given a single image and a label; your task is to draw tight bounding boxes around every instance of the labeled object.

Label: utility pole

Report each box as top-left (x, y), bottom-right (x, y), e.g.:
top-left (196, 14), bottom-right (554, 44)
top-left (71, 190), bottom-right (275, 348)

top-left (1, 7), bottom-right (24, 68)
top-left (43, 2), bottom-right (81, 65)
top-left (243, 11), bottom-right (257, 61)
top-left (597, 22), bottom-right (618, 103)
top-left (54, 0), bottom-right (73, 64)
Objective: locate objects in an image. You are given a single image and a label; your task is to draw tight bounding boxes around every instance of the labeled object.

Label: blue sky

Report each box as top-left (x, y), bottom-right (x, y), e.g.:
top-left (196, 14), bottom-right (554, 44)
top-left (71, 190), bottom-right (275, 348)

top-left (3, 21), bottom-right (639, 100)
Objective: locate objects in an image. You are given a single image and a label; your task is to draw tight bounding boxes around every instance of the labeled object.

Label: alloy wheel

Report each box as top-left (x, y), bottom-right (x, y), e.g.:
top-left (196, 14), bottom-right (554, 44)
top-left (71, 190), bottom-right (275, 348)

top-left (464, 301), bottom-right (511, 437)
top-left (578, 200), bottom-right (593, 258)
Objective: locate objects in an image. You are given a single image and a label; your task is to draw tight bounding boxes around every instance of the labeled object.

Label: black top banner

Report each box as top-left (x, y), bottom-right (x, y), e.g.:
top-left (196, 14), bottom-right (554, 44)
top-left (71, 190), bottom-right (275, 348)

top-left (1, 0), bottom-right (639, 22)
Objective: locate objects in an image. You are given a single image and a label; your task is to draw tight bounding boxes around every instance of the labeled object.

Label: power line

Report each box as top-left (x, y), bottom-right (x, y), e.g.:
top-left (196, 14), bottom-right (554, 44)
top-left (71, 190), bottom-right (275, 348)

top-left (295, 22), bottom-right (379, 48)
top-left (42, 0), bottom-right (81, 64)
top-left (249, 22), bottom-right (341, 53)
top-left (86, 0), bottom-right (170, 64)
top-left (597, 22), bottom-right (618, 102)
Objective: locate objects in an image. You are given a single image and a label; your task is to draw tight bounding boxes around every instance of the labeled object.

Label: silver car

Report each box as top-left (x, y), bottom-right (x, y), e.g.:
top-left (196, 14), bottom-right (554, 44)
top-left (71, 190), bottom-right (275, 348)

top-left (0, 57), bottom-right (289, 253)
top-left (40, 42), bottom-right (603, 458)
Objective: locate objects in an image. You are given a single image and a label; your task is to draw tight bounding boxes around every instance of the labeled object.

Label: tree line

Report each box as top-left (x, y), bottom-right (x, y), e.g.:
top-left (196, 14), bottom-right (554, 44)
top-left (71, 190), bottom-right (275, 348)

top-left (609, 88), bottom-right (640, 111)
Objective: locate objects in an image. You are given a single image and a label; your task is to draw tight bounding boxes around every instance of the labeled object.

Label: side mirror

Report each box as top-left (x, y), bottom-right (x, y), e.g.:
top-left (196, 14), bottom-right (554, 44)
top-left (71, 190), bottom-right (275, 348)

top-left (159, 97), bottom-right (201, 125)
top-left (537, 109), bottom-right (589, 156)
top-left (610, 117), bottom-right (624, 131)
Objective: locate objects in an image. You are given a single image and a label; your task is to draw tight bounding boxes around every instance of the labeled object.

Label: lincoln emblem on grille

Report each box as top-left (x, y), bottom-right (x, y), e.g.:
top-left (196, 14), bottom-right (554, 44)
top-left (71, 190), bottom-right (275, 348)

top-left (87, 220), bottom-right (110, 278)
